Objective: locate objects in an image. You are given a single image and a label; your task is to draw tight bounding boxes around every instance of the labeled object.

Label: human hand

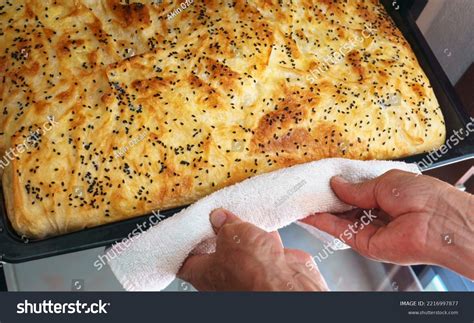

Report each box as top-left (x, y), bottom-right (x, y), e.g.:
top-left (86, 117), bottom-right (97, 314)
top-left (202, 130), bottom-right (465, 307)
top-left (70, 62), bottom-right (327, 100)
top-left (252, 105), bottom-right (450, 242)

top-left (178, 209), bottom-right (329, 291)
top-left (302, 169), bottom-right (474, 279)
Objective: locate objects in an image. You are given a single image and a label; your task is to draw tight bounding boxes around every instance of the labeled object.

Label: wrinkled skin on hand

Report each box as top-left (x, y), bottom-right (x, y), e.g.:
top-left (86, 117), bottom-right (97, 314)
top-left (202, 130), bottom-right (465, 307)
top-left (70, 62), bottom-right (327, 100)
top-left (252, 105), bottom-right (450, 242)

top-left (303, 170), bottom-right (474, 280)
top-left (178, 170), bottom-right (474, 291)
top-left (178, 209), bottom-right (329, 291)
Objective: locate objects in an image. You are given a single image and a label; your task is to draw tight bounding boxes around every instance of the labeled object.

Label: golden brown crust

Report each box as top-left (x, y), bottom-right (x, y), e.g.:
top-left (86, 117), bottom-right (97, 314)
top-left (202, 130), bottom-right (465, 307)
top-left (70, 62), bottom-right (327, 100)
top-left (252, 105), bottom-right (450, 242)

top-left (0, 0), bottom-right (445, 238)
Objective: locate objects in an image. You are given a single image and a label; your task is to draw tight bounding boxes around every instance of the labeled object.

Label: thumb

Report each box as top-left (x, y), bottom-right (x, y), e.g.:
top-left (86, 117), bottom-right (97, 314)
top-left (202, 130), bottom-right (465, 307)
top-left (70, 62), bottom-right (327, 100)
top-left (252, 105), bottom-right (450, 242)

top-left (330, 176), bottom-right (380, 209)
top-left (177, 254), bottom-right (214, 290)
top-left (210, 208), bottom-right (242, 234)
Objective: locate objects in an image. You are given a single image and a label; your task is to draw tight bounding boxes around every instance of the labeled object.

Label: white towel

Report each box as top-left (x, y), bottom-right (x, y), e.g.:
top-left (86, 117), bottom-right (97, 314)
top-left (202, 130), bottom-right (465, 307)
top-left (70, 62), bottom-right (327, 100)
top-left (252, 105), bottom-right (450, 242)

top-left (108, 158), bottom-right (419, 291)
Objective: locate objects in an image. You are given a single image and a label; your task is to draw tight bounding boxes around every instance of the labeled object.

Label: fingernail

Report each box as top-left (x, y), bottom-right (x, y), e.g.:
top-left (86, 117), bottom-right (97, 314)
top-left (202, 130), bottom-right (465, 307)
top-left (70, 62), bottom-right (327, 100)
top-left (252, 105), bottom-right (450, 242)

top-left (332, 176), bottom-right (348, 184)
top-left (210, 209), bottom-right (227, 228)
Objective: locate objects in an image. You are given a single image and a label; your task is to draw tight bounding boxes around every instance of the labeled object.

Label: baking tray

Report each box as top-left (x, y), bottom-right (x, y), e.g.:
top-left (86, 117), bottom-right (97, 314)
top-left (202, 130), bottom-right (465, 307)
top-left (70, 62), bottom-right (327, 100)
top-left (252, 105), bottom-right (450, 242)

top-left (1, 0), bottom-right (473, 263)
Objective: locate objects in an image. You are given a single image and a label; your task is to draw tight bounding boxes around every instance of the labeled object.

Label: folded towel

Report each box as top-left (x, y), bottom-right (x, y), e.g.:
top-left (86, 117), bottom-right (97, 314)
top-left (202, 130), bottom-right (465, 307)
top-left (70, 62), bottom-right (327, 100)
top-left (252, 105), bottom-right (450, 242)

top-left (108, 158), bottom-right (420, 291)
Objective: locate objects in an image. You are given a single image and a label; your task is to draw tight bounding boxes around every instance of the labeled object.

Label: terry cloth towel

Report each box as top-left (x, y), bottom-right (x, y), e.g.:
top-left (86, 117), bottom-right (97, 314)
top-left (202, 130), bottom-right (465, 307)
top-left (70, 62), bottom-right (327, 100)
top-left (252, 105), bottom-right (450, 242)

top-left (108, 158), bottom-right (420, 291)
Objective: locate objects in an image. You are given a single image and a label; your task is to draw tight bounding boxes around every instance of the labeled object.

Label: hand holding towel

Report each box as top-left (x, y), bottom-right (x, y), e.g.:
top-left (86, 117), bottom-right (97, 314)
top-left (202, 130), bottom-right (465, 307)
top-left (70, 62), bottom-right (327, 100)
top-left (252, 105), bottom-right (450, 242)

top-left (108, 158), bottom-right (419, 291)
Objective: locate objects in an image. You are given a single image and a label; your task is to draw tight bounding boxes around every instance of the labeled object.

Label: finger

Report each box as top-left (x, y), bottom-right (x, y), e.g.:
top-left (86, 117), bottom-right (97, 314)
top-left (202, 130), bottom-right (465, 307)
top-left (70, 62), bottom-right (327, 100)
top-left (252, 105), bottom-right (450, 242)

top-left (284, 248), bottom-right (312, 264)
top-left (284, 249), bottom-right (329, 291)
top-left (338, 209), bottom-right (387, 226)
top-left (345, 222), bottom-right (381, 259)
top-left (177, 254), bottom-right (214, 290)
top-left (302, 213), bottom-right (382, 258)
top-left (269, 231), bottom-right (283, 246)
top-left (338, 208), bottom-right (366, 221)
top-left (371, 209), bottom-right (392, 224)
top-left (330, 176), bottom-right (380, 209)
top-left (302, 213), bottom-right (356, 244)
top-left (210, 208), bottom-right (242, 234)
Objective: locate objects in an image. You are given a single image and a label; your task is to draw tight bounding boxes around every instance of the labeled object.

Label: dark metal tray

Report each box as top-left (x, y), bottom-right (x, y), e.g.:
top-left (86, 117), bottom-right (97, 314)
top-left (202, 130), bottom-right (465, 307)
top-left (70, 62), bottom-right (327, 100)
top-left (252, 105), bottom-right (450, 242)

top-left (1, 0), bottom-right (473, 263)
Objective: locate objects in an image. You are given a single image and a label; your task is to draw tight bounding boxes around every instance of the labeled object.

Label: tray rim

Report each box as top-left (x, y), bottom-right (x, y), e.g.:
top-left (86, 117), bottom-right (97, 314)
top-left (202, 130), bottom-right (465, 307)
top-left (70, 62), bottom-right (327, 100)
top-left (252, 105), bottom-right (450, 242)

top-left (1, 0), bottom-right (473, 263)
